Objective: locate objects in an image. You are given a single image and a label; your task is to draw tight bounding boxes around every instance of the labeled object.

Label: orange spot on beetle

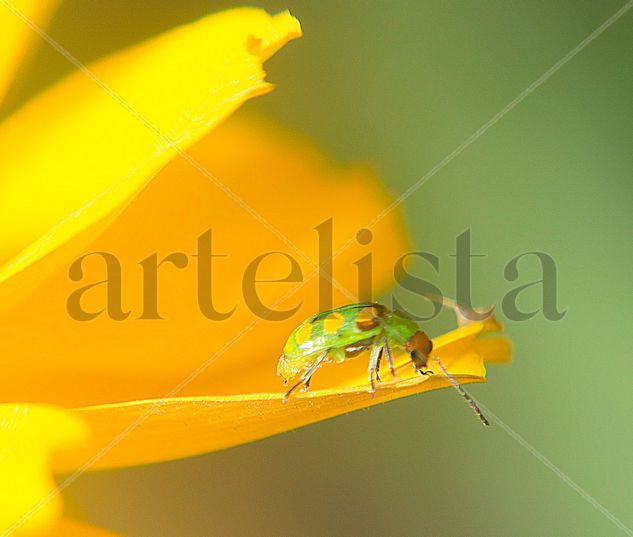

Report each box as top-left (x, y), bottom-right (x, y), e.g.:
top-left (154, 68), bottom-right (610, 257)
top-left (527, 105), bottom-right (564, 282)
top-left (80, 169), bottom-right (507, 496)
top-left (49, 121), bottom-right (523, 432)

top-left (323, 312), bottom-right (344, 334)
top-left (356, 306), bottom-right (381, 331)
top-left (295, 323), bottom-right (313, 345)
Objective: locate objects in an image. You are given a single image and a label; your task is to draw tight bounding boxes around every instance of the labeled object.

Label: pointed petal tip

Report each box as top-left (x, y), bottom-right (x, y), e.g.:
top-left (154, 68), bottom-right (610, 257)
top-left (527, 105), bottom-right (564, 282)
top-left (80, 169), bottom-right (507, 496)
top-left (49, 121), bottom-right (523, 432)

top-left (245, 9), bottom-right (302, 60)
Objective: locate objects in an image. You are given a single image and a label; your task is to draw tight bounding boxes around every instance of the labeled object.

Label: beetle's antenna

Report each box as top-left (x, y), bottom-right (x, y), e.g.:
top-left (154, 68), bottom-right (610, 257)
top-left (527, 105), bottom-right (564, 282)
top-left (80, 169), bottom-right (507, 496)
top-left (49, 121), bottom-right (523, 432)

top-left (422, 293), bottom-right (494, 326)
top-left (432, 355), bottom-right (490, 427)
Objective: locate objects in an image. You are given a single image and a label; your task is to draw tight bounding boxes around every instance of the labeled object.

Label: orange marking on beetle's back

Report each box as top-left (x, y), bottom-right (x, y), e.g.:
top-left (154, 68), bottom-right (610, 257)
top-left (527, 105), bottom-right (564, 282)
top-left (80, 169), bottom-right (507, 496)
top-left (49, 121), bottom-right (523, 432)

top-left (356, 306), bottom-right (381, 331)
top-left (323, 312), bottom-right (344, 334)
top-left (295, 323), bottom-right (313, 345)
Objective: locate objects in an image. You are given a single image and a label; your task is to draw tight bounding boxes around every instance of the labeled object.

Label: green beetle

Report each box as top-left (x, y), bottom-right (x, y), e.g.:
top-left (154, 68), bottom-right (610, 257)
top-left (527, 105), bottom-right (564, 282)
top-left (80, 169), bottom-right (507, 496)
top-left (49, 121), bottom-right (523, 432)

top-left (278, 301), bottom-right (490, 425)
top-left (278, 302), bottom-right (432, 399)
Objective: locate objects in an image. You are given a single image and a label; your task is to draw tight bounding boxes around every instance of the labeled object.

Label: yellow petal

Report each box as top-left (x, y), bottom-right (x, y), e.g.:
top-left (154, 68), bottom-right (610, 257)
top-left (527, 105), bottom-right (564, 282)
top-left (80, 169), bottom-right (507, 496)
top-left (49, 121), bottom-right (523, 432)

top-left (0, 0), bottom-right (59, 104)
top-left (53, 320), bottom-right (506, 471)
top-left (0, 8), bottom-right (301, 312)
top-left (473, 336), bottom-right (513, 363)
top-left (0, 114), bottom-right (409, 407)
top-left (0, 404), bottom-right (87, 536)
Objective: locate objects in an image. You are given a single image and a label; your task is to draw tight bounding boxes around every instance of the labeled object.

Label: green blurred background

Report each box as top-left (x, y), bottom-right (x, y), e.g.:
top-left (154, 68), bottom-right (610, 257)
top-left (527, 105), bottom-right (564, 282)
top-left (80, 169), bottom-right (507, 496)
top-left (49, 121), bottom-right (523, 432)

top-left (11, 1), bottom-right (633, 535)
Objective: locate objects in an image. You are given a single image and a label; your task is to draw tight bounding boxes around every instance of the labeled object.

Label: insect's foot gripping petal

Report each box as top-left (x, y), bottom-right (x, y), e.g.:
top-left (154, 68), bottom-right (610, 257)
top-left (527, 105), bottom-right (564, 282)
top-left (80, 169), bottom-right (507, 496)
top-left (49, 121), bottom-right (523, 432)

top-left (282, 381), bottom-right (302, 404)
top-left (368, 374), bottom-right (377, 397)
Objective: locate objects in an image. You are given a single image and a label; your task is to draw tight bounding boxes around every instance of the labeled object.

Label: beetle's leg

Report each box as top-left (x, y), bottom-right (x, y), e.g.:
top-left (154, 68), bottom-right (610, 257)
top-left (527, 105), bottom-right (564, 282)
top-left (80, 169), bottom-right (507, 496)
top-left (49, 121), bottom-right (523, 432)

top-left (298, 354), bottom-right (328, 393)
top-left (283, 350), bottom-right (329, 403)
top-left (368, 337), bottom-right (384, 396)
top-left (302, 376), bottom-right (312, 392)
top-left (375, 348), bottom-right (383, 384)
top-left (382, 336), bottom-right (397, 378)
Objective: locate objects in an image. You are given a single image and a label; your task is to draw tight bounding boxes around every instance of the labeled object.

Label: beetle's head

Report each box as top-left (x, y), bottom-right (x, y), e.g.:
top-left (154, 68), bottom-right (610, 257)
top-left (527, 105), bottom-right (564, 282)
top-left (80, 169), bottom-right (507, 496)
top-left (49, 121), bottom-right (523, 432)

top-left (405, 330), bottom-right (433, 366)
top-left (276, 354), bottom-right (304, 383)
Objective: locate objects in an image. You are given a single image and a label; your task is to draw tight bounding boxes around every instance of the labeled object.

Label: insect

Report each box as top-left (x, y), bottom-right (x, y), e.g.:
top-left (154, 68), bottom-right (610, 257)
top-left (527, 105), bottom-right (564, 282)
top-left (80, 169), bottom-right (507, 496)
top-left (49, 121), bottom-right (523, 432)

top-left (278, 302), bottom-right (490, 426)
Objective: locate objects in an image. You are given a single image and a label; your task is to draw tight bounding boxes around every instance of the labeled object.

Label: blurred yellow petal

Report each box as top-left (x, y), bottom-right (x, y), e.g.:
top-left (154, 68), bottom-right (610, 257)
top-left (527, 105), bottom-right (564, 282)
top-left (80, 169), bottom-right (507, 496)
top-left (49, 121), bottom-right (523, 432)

top-left (49, 519), bottom-right (127, 537)
top-left (53, 320), bottom-right (506, 471)
top-left (473, 336), bottom-right (513, 363)
top-left (0, 8), bottom-right (301, 313)
top-left (0, 0), bottom-right (59, 104)
top-left (0, 114), bottom-right (409, 407)
top-left (0, 404), bottom-right (87, 536)
top-left (0, 3), bottom-right (513, 534)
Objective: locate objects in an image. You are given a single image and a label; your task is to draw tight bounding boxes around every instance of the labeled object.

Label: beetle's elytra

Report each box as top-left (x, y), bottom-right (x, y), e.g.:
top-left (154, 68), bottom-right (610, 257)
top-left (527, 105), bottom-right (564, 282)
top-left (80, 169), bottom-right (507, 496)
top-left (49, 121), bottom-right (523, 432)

top-left (277, 302), bottom-right (432, 397)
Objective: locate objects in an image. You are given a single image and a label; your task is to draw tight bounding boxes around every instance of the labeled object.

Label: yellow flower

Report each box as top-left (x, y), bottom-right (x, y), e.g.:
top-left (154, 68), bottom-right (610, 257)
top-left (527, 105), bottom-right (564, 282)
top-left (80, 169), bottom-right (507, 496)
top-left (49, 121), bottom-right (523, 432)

top-left (0, 3), bottom-right (511, 535)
